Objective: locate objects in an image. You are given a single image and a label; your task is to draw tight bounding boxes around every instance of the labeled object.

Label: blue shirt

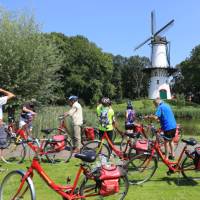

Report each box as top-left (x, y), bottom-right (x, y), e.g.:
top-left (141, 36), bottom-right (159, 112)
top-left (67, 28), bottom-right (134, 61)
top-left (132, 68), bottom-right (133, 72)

top-left (155, 102), bottom-right (176, 131)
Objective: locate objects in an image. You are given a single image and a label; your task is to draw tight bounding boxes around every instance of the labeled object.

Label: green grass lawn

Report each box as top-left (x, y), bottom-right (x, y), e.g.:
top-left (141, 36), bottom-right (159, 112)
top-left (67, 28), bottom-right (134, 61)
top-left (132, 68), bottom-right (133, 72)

top-left (0, 157), bottom-right (200, 200)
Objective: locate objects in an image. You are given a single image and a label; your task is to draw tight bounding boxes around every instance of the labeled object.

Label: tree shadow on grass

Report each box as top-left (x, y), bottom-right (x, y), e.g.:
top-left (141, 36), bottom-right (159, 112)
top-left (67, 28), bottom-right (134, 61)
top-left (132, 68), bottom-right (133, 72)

top-left (155, 176), bottom-right (199, 186)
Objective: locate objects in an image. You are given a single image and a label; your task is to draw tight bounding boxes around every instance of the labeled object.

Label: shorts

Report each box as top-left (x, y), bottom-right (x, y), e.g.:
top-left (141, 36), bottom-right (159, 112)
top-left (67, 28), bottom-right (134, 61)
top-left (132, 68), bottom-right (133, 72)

top-left (125, 123), bottom-right (134, 130)
top-left (19, 118), bottom-right (33, 131)
top-left (163, 129), bottom-right (176, 141)
top-left (0, 126), bottom-right (9, 149)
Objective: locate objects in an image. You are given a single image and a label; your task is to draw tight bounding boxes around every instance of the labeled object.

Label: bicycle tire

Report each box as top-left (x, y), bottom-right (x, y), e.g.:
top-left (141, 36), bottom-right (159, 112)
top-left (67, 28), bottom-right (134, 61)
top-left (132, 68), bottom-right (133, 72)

top-left (0, 170), bottom-right (35, 200)
top-left (1, 137), bottom-right (26, 164)
top-left (125, 153), bottom-right (158, 185)
top-left (112, 128), bottom-right (117, 142)
top-left (81, 140), bottom-right (111, 159)
top-left (44, 139), bottom-right (73, 163)
top-left (79, 174), bottom-right (129, 200)
top-left (119, 135), bottom-right (131, 153)
top-left (181, 155), bottom-right (200, 181)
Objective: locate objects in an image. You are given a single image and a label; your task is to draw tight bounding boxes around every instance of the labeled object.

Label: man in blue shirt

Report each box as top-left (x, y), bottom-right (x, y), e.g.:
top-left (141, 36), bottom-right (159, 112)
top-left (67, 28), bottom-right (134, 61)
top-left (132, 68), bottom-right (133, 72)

top-left (147, 97), bottom-right (177, 160)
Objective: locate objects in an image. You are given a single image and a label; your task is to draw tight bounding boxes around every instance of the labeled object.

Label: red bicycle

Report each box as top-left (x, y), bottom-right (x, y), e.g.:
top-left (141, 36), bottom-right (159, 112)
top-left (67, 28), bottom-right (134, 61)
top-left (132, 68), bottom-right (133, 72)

top-left (2, 126), bottom-right (73, 164)
top-left (80, 130), bottom-right (137, 162)
top-left (0, 139), bottom-right (129, 200)
top-left (125, 129), bottom-right (200, 185)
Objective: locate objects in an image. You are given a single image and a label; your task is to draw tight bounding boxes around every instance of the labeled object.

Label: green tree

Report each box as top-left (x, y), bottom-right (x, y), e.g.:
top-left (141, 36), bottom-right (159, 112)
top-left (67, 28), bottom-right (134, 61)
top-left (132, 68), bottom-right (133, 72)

top-left (175, 45), bottom-right (200, 103)
top-left (122, 56), bottom-right (149, 99)
top-left (0, 8), bottom-right (63, 105)
top-left (46, 33), bottom-right (115, 105)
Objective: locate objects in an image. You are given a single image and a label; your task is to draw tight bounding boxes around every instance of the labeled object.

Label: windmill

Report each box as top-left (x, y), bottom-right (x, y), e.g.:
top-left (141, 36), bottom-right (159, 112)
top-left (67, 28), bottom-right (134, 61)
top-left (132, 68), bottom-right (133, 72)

top-left (135, 11), bottom-right (177, 99)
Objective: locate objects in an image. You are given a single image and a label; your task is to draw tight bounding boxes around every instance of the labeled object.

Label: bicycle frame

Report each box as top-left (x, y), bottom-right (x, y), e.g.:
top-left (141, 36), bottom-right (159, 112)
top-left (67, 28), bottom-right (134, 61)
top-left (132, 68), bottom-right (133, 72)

top-left (11, 156), bottom-right (93, 199)
top-left (98, 132), bottom-right (129, 160)
top-left (147, 135), bottom-right (189, 173)
top-left (16, 129), bottom-right (65, 157)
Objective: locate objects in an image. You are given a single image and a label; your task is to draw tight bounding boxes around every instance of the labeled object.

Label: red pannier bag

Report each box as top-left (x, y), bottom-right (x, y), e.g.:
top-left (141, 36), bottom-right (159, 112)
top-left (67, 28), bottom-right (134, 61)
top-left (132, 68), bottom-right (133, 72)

top-left (133, 139), bottom-right (148, 154)
top-left (84, 127), bottom-right (95, 140)
top-left (99, 165), bottom-right (121, 196)
top-left (52, 135), bottom-right (65, 150)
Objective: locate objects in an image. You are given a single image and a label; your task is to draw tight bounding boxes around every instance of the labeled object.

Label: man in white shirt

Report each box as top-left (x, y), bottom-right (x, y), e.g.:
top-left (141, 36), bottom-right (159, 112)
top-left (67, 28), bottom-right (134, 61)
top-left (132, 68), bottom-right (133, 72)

top-left (0, 88), bottom-right (15, 158)
top-left (64, 96), bottom-right (83, 153)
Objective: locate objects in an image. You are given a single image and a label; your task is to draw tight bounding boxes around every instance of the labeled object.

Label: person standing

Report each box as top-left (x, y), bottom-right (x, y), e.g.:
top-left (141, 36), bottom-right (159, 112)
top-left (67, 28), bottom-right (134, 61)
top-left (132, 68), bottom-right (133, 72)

top-left (64, 96), bottom-right (83, 153)
top-left (146, 97), bottom-right (177, 160)
top-left (96, 97), bottom-right (115, 141)
top-left (19, 99), bottom-right (37, 135)
top-left (125, 100), bottom-right (136, 133)
top-left (0, 88), bottom-right (15, 157)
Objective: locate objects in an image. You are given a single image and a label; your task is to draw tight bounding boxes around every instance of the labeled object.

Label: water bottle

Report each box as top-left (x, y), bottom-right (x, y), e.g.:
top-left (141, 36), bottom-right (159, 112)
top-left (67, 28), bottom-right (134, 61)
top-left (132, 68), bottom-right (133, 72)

top-left (100, 154), bottom-right (108, 166)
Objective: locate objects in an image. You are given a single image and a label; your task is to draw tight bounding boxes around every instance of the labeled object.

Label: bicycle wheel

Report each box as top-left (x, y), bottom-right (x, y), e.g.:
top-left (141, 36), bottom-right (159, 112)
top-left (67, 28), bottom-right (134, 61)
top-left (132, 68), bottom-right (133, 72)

top-left (125, 153), bottom-right (158, 185)
top-left (1, 137), bottom-right (26, 164)
top-left (81, 141), bottom-right (111, 159)
top-left (112, 128), bottom-right (117, 142)
top-left (0, 170), bottom-right (35, 200)
top-left (79, 175), bottom-right (129, 200)
top-left (119, 135), bottom-right (130, 152)
top-left (181, 155), bottom-right (200, 181)
top-left (44, 139), bottom-right (73, 163)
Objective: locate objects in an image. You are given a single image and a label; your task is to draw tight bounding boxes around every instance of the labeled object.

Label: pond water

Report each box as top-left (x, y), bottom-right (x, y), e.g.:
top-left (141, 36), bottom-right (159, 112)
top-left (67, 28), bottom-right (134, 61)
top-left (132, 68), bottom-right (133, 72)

top-left (177, 119), bottom-right (200, 136)
top-left (116, 117), bottom-right (200, 136)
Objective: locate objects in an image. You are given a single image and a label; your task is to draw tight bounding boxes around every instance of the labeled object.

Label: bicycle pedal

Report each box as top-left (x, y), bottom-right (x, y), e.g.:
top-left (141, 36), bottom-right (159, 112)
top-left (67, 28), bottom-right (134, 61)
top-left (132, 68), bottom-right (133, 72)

top-left (66, 176), bottom-right (71, 184)
top-left (166, 170), bottom-right (174, 176)
top-left (166, 171), bottom-right (171, 176)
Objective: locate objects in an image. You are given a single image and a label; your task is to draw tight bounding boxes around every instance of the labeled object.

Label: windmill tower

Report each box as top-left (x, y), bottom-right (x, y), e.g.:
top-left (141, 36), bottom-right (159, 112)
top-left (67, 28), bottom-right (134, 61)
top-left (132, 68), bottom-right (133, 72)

top-left (135, 11), bottom-right (177, 99)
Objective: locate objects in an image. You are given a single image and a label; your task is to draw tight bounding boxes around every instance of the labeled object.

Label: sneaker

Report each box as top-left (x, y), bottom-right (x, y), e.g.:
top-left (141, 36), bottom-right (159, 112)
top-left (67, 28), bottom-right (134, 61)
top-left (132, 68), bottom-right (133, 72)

top-left (168, 155), bottom-right (175, 160)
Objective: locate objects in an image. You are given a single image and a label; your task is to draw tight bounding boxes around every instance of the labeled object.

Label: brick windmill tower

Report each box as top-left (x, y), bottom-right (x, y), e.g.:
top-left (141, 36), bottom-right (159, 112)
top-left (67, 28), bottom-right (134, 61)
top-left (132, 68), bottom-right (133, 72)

top-left (135, 11), bottom-right (177, 99)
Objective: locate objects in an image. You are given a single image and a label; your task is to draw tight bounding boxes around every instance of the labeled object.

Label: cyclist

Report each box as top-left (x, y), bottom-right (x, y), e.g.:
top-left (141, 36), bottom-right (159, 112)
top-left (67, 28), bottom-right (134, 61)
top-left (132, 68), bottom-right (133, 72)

top-left (19, 99), bottom-right (37, 135)
top-left (0, 88), bottom-right (15, 158)
top-left (96, 97), bottom-right (116, 141)
top-left (64, 95), bottom-right (83, 153)
top-left (146, 97), bottom-right (177, 160)
top-left (125, 100), bottom-right (136, 133)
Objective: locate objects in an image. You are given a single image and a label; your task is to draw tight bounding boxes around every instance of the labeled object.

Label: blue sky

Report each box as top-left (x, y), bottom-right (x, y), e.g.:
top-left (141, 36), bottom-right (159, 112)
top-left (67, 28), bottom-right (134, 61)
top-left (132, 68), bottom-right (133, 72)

top-left (0, 0), bottom-right (200, 66)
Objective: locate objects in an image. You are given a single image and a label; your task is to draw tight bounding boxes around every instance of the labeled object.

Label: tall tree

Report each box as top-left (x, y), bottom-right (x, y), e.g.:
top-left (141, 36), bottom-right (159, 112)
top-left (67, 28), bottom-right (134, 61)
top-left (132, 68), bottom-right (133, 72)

top-left (122, 56), bottom-right (149, 99)
top-left (175, 45), bottom-right (200, 103)
top-left (46, 33), bottom-right (115, 105)
top-left (0, 8), bottom-right (63, 105)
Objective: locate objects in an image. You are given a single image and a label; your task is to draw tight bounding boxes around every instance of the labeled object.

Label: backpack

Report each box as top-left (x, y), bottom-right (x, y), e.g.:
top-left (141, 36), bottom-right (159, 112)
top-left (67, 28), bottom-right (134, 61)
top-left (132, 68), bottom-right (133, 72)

top-left (127, 109), bottom-right (135, 124)
top-left (99, 107), bottom-right (109, 128)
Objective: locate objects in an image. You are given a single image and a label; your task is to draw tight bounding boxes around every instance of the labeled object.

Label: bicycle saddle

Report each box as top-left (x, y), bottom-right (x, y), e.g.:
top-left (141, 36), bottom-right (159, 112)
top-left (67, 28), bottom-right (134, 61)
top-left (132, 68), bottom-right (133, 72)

top-left (75, 150), bottom-right (96, 163)
top-left (41, 128), bottom-right (55, 135)
top-left (182, 138), bottom-right (197, 146)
